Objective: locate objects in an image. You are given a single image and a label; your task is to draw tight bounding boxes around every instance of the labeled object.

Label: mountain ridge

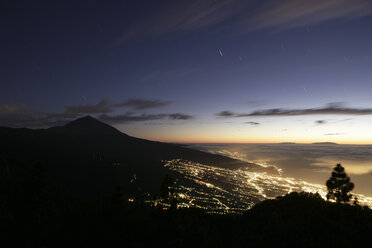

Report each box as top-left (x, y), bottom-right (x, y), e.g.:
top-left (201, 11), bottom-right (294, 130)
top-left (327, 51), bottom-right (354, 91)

top-left (46, 115), bottom-right (127, 137)
top-left (0, 116), bottom-right (277, 198)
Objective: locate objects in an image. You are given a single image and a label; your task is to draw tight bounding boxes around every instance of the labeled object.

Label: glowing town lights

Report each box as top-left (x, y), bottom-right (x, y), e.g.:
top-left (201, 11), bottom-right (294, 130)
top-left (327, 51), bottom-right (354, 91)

top-left (160, 159), bottom-right (372, 214)
top-left (178, 193), bottom-right (186, 198)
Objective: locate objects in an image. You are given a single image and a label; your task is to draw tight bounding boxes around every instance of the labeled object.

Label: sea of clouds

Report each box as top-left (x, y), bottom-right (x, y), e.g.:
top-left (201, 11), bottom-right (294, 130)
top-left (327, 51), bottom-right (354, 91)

top-left (190, 143), bottom-right (372, 196)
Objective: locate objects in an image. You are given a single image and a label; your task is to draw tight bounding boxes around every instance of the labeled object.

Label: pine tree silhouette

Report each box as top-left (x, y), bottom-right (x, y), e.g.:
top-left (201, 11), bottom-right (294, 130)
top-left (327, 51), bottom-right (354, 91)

top-left (160, 174), bottom-right (174, 199)
top-left (326, 164), bottom-right (354, 203)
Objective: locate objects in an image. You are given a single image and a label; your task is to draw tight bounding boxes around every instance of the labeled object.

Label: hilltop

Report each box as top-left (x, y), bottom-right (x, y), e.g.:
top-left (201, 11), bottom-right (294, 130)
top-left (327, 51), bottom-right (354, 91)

top-left (0, 116), bottom-right (274, 198)
top-left (312, 142), bottom-right (338, 145)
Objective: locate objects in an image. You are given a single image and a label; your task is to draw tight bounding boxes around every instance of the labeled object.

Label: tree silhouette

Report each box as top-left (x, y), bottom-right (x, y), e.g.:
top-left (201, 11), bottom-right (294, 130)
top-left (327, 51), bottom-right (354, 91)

top-left (326, 163), bottom-right (354, 203)
top-left (160, 174), bottom-right (174, 199)
top-left (111, 185), bottom-right (126, 208)
top-left (0, 156), bottom-right (11, 217)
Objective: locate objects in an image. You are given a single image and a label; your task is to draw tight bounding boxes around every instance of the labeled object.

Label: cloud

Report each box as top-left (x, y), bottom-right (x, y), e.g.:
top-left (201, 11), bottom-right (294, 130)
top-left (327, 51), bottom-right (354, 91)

top-left (115, 99), bottom-right (173, 110)
top-left (324, 133), bottom-right (344, 136)
top-left (196, 143), bottom-right (372, 195)
top-left (245, 0), bottom-right (372, 32)
top-left (65, 98), bottom-right (174, 112)
top-left (247, 106), bottom-right (372, 116)
top-left (98, 113), bottom-right (164, 124)
top-left (113, 0), bottom-right (372, 45)
top-left (144, 122), bottom-right (177, 126)
top-left (65, 99), bottom-right (112, 114)
top-left (244, 122), bottom-right (260, 125)
top-left (0, 104), bottom-right (29, 112)
top-left (98, 113), bottom-right (194, 125)
top-left (216, 104), bottom-right (372, 118)
top-left (0, 111), bottom-right (75, 128)
top-left (0, 98), bottom-right (190, 128)
top-left (0, 110), bottom-right (194, 128)
top-left (168, 113), bottom-right (194, 120)
top-left (0, 104), bottom-right (65, 128)
top-left (216, 110), bottom-right (236, 117)
top-left (114, 0), bottom-right (245, 44)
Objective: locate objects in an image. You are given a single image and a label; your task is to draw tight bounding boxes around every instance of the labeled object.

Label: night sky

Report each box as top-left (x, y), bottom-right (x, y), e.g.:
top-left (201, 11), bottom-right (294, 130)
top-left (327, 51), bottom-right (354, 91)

top-left (1, 0), bottom-right (372, 143)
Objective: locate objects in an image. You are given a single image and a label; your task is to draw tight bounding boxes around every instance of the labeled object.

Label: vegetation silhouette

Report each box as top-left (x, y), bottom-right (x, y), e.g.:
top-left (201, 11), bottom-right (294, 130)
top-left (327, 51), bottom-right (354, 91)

top-left (160, 174), bottom-right (174, 199)
top-left (326, 163), bottom-right (354, 203)
top-left (1, 117), bottom-right (372, 247)
top-left (1, 158), bottom-right (372, 247)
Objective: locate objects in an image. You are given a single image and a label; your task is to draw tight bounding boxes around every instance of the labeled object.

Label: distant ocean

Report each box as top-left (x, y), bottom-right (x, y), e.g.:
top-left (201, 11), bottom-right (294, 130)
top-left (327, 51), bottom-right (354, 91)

top-left (188, 143), bottom-right (372, 197)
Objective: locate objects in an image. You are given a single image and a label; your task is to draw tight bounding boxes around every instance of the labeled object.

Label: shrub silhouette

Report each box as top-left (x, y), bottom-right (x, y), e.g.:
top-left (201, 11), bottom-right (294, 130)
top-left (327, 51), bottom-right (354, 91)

top-left (326, 163), bottom-right (354, 203)
top-left (160, 174), bottom-right (174, 199)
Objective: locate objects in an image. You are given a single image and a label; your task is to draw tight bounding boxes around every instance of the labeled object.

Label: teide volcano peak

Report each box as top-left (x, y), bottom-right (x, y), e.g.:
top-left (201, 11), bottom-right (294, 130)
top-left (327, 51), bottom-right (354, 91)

top-left (53, 115), bottom-right (126, 137)
top-left (0, 116), bottom-right (276, 199)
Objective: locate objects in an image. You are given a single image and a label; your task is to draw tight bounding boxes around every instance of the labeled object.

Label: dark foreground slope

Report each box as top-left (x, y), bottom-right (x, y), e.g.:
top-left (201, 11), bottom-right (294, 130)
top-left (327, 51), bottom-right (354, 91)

top-left (241, 192), bottom-right (372, 247)
top-left (0, 116), bottom-right (271, 198)
top-left (1, 190), bottom-right (371, 247)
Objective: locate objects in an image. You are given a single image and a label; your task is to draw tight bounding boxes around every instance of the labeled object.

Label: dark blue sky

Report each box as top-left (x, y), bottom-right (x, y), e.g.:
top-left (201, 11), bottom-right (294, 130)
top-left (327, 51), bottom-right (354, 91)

top-left (1, 0), bottom-right (372, 143)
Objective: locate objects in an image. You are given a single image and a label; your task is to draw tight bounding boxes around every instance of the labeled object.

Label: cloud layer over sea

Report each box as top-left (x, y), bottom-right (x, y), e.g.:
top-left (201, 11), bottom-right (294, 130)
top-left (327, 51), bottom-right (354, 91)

top-left (190, 143), bottom-right (372, 196)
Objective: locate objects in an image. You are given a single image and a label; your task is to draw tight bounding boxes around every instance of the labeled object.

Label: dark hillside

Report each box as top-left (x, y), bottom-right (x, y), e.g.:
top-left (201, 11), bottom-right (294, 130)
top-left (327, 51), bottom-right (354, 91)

top-left (241, 192), bottom-right (372, 247)
top-left (2, 184), bottom-right (371, 248)
top-left (0, 116), bottom-right (273, 198)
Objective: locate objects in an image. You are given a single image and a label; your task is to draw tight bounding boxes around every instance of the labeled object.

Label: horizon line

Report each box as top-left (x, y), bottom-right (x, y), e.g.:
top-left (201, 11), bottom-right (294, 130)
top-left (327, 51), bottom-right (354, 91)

top-left (158, 141), bottom-right (372, 146)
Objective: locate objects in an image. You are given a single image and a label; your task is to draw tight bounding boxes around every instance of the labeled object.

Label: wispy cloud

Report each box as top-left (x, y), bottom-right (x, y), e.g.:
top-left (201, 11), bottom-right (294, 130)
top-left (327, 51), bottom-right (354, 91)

top-left (115, 99), bottom-right (173, 110)
top-left (168, 113), bottom-right (194, 120)
top-left (0, 111), bottom-right (77, 128)
top-left (65, 99), bottom-right (112, 114)
top-left (315, 120), bottom-right (327, 125)
top-left (114, 0), bottom-right (372, 45)
top-left (324, 133), bottom-right (344, 136)
top-left (114, 0), bottom-right (244, 44)
top-left (245, 0), bottom-right (372, 32)
top-left (216, 110), bottom-right (236, 117)
top-left (216, 104), bottom-right (372, 118)
top-left (65, 98), bottom-right (174, 113)
top-left (244, 121), bottom-right (260, 125)
top-left (98, 113), bottom-right (194, 125)
top-left (247, 106), bottom-right (372, 116)
top-left (0, 98), bottom-right (192, 128)
top-left (0, 104), bottom-right (29, 112)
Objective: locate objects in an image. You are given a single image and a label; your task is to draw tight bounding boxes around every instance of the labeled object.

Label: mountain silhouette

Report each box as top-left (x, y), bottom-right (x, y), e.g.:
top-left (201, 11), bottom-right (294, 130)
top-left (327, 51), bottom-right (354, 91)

top-left (62, 115), bottom-right (124, 136)
top-left (312, 142), bottom-right (338, 145)
top-left (0, 116), bottom-right (274, 198)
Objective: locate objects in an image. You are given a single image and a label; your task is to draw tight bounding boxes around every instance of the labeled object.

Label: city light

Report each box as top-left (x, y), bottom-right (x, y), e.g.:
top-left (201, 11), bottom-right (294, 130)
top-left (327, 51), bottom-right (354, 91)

top-left (156, 159), bottom-right (372, 214)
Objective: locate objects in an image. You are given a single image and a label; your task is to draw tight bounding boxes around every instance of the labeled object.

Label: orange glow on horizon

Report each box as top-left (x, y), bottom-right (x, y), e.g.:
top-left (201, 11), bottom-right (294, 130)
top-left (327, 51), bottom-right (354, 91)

top-left (117, 117), bottom-right (372, 146)
top-left (133, 135), bottom-right (372, 145)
